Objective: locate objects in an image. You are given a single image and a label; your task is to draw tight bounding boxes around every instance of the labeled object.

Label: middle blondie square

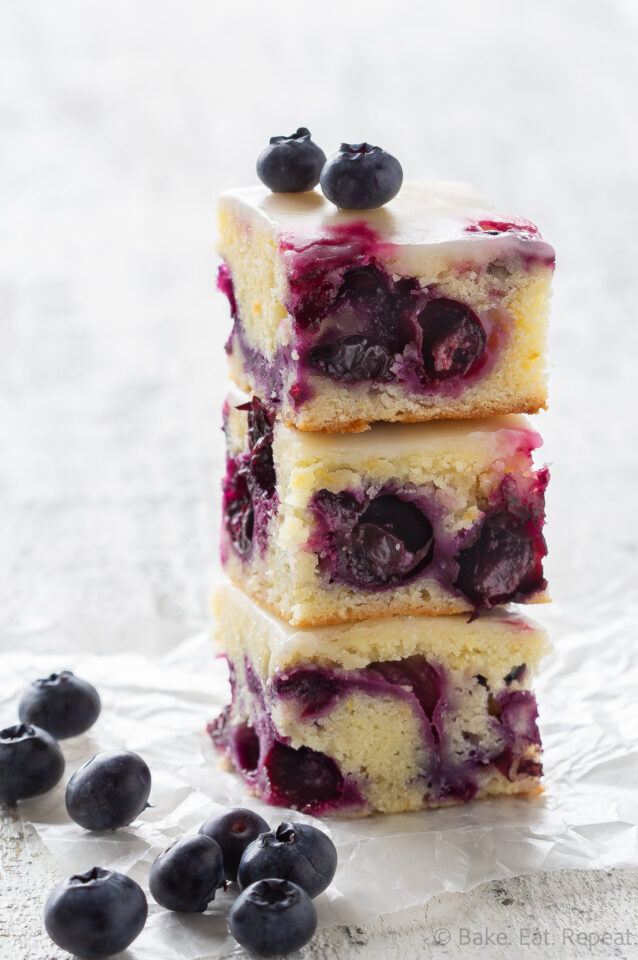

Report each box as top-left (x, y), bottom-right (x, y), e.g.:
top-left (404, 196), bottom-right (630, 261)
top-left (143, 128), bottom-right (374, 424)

top-left (221, 387), bottom-right (548, 626)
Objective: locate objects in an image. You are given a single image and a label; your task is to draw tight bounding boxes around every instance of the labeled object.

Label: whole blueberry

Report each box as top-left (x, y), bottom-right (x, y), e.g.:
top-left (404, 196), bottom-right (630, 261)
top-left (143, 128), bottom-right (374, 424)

top-left (229, 878), bottom-right (317, 957)
top-left (65, 750), bottom-right (151, 831)
top-left (419, 298), bottom-right (486, 380)
top-left (341, 494), bottom-right (435, 587)
top-left (44, 867), bottom-right (147, 959)
top-left (0, 723), bottom-right (65, 804)
top-left (198, 807), bottom-right (270, 882)
top-left (320, 143), bottom-right (403, 209)
top-left (149, 835), bottom-right (224, 913)
top-left (18, 670), bottom-right (101, 740)
top-left (257, 127), bottom-right (326, 193)
top-left (237, 821), bottom-right (337, 899)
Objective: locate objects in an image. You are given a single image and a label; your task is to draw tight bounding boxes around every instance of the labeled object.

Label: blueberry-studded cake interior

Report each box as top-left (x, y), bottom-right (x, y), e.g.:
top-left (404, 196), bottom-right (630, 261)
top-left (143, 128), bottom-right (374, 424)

top-left (209, 652), bottom-right (542, 816)
top-left (308, 471), bottom-right (548, 608)
top-left (219, 214), bottom-right (553, 411)
top-left (222, 397), bottom-right (548, 610)
top-left (213, 132), bottom-right (552, 819)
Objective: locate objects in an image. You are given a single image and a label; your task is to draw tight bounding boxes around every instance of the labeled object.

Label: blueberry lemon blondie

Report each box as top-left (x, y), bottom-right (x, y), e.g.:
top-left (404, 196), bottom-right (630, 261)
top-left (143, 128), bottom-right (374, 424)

top-left (212, 131), bottom-right (552, 815)
top-left (209, 583), bottom-right (549, 816)
top-left (221, 388), bottom-right (548, 625)
top-left (218, 181), bottom-right (554, 432)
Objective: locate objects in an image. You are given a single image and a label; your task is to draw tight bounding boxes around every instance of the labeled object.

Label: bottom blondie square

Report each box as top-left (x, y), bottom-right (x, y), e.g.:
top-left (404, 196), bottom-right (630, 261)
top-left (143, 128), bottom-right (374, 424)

top-left (209, 583), bottom-right (549, 816)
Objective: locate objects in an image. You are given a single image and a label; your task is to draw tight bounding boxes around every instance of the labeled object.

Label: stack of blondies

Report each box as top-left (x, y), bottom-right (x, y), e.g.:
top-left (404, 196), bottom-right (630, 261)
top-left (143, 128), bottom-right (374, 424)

top-left (210, 173), bottom-right (554, 816)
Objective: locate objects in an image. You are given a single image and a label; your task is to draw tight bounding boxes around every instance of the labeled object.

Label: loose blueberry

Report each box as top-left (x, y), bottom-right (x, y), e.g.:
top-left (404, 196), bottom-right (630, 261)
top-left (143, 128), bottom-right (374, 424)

top-left (198, 807), bottom-right (270, 882)
top-left (320, 142), bottom-right (403, 209)
top-left (454, 510), bottom-right (540, 606)
top-left (149, 834), bottom-right (224, 912)
top-left (0, 723), bottom-right (65, 804)
top-left (309, 335), bottom-right (392, 382)
top-left (65, 750), bottom-right (151, 831)
top-left (229, 878), bottom-right (317, 957)
top-left (419, 298), bottom-right (486, 379)
top-left (18, 670), bottom-right (101, 740)
top-left (342, 494), bottom-right (434, 586)
top-left (257, 127), bottom-right (326, 193)
top-left (44, 867), bottom-right (147, 960)
top-left (237, 821), bottom-right (337, 899)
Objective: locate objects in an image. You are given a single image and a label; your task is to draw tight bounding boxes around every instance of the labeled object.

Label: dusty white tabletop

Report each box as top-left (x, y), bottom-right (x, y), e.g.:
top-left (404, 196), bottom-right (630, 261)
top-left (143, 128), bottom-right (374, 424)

top-left (2, 0), bottom-right (638, 957)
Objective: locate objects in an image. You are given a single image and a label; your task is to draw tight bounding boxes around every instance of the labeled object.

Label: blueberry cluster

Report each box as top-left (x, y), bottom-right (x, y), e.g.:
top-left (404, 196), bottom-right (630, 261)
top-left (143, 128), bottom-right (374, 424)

top-left (257, 128), bottom-right (403, 209)
top-left (148, 811), bottom-right (335, 956)
top-left (2, 671), bottom-right (335, 958)
top-left (1, 670), bottom-right (102, 805)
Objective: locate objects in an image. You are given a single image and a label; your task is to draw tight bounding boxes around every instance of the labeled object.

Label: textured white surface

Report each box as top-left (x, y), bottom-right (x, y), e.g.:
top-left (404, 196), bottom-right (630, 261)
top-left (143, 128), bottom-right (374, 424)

top-left (2, 0), bottom-right (638, 957)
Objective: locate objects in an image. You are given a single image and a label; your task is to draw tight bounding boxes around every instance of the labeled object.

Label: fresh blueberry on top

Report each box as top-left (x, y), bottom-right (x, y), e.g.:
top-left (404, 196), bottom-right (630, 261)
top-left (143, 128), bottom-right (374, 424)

top-left (65, 749), bottom-right (151, 831)
top-left (44, 867), bottom-right (147, 960)
top-left (257, 127), bottom-right (326, 193)
top-left (229, 878), bottom-right (317, 957)
top-left (198, 807), bottom-right (270, 882)
top-left (0, 723), bottom-right (65, 804)
top-left (320, 143), bottom-right (403, 209)
top-left (149, 834), bottom-right (224, 912)
top-left (237, 820), bottom-right (337, 899)
top-left (18, 670), bottom-right (101, 740)
top-left (419, 298), bottom-right (487, 380)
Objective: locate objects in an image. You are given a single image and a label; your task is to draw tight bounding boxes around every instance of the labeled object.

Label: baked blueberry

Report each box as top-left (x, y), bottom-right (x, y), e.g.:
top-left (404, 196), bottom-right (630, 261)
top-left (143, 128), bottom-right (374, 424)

top-left (309, 335), bottom-right (392, 382)
top-left (419, 298), bottom-right (486, 379)
top-left (44, 867), bottom-right (147, 959)
top-left (341, 494), bottom-right (434, 587)
top-left (229, 878), bottom-right (317, 957)
top-left (65, 750), bottom-right (151, 831)
top-left (198, 807), bottom-right (269, 882)
top-left (0, 723), bottom-right (65, 804)
top-left (320, 143), bottom-right (403, 209)
top-left (149, 835), bottom-right (224, 912)
top-left (455, 510), bottom-right (541, 606)
top-left (257, 128), bottom-right (326, 193)
top-left (237, 820), bottom-right (337, 899)
top-left (264, 742), bottom-right (345, 811)
top-left (18, 670), bottom-right (101, 740)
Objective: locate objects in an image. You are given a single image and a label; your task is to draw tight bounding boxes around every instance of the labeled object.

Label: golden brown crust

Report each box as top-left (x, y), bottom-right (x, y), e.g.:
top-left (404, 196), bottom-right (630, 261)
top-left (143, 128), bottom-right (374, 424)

top-left (288, 394), bottom-right (548, 433)
top-left (226, 568), bottom-right (550, 628)
top-left (228, 367), bottom-right (547, 434)
top-left (228, 344), bottom-right (547, 433)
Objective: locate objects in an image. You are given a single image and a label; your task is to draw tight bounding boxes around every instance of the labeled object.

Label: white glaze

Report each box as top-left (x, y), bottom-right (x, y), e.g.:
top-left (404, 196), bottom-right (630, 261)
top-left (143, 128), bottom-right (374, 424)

top-left (218, 181), bottom-right (555, 265)
top-left (226, 383), bottom-right (542, 462)
top-left (213, 580), bottom-right (545, 672)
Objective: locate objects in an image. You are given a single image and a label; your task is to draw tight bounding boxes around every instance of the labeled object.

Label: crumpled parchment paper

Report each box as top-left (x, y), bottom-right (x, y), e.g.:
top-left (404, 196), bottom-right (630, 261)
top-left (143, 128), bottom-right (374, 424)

top-left (1, 584), bottom-right (637, 959)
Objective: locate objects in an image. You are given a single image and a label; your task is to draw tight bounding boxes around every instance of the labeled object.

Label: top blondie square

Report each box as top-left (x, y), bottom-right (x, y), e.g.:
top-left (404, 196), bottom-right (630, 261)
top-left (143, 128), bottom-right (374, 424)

top-left (217, 181), bottom-right (554, 433)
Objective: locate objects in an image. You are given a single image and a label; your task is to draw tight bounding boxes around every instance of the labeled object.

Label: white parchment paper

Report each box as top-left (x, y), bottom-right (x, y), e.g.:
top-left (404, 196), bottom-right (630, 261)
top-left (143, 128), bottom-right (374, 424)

top-left (2, 584), bottom-right (638, 959)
